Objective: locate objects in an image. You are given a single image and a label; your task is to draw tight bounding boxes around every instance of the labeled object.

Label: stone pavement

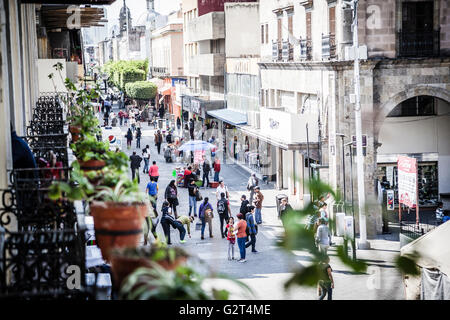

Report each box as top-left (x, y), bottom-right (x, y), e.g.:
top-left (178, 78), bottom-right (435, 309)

top-left (110, 103), bottom-right (405, 300)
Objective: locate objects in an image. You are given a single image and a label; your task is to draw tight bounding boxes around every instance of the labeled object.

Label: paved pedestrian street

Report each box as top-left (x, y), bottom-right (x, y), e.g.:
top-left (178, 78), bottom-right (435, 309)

top-left (116, 109), bottom-right (404, 300)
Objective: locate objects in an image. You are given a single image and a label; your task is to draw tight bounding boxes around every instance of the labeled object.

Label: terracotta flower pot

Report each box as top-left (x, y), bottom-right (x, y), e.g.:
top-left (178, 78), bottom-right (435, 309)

top-left (78, 159), bottom-right (106, 171)
top-left (90, 201), bottom-right (147, 262)
top-left (69, 125), bottom-right (81, 142)
top-left (110, 253), bottom-right (187, 288)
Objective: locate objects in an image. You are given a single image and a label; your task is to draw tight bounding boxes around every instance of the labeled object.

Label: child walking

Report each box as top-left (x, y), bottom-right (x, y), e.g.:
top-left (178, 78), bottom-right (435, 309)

top-left (226, 217), bottom-right (236, 260)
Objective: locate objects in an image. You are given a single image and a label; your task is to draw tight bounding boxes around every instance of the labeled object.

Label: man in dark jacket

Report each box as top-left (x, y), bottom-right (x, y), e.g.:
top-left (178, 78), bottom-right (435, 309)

top-left (245, 205), bottom-right (258, 253)
top-left (154, 130), bottom-right (163, 154)
top-left (201, 159), bottom-right (211, 188)
top-left (189, 119), bottom-right (195, 140)
top-left (129, 151), bottom-right (142, 183)
top-left (239, 195), bottom-right (250, 219)
top-left (217, 192), bottom-right (229, 238)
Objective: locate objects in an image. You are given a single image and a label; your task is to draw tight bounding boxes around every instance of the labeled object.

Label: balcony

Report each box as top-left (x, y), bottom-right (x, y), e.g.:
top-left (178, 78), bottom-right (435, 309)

top-left (187, 53), bottom-right (225, 76)
top-left (322, 34), bottom-right (336, 60)
top-left (398, 30), bottom-right (440, 57)
top-left (185, 12), bottom-right (225, 43)
top-left (260, 107), bottom-right (318, 144)
top-left (272, 41), bottom-right (282, 61)
top-left (151, 66), bottom-right (169, 77)
top-left (300, 38), bottom-right (312, 61)
top-left (282, 40), bottom-right (294, 62)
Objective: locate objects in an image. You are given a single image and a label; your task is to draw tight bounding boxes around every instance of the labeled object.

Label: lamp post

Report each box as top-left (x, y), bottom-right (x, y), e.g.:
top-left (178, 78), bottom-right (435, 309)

top-left (343, 0), bottom-right (369, 249)
top-left (345, 141), bottom-right (357, 260)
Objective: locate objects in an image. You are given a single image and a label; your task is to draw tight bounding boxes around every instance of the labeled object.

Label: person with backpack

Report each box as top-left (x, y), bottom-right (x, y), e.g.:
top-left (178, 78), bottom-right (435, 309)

top-left (247, 173), bottom-right (259, 204)
top-left (129, 151), bottom-right (142, 183)
top-left (245, 205), bottom-right (258, 253)
top-left (199, 197), bottom-right (214, 240)
top-left (165, 180), bottom-right (179, 219)
top-left (217, 192), bottom-right (230, 238)
top-left (202, 159), bottom-right (211, 188)
top-left (188, 179), bottom-right (199, 217)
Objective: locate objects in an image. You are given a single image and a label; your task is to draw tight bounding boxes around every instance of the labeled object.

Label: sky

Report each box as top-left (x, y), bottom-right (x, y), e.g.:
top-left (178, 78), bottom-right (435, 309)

top-left (105, 0), bottom-right (181, 33)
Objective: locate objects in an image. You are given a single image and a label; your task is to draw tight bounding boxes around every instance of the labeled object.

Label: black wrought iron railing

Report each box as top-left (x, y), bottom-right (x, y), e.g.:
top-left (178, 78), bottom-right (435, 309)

top-left (272, 40), bottom-right (283, 61)
top-left (27, 120), bottom-right (66, 135)
top-left (322, 33), bottom-right (336, 60)
top-left (282, 40), bottom-right (294, 61)
top-left (398, 30), bottom-right (440, 57)
top-left (300, 38), bottom-right (312, 60)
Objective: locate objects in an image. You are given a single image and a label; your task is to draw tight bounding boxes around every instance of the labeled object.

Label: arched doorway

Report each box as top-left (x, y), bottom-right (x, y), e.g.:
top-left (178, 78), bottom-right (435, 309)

top-left (375, 94), bottom-right (450, 208)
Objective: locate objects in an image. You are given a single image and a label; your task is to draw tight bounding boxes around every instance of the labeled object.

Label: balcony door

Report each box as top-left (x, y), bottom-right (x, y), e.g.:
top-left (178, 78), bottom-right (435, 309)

top-left (400, 1), bottom-right (438, 57)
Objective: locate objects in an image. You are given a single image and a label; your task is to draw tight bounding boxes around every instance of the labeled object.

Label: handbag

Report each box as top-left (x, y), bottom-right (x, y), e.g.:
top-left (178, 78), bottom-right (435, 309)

top-left (195, 189), bottom-right (203, 202)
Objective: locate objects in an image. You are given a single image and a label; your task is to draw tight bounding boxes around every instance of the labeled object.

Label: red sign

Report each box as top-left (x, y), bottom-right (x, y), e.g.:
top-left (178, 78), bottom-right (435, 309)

top-left (397, 156), bottom-right (417, 208)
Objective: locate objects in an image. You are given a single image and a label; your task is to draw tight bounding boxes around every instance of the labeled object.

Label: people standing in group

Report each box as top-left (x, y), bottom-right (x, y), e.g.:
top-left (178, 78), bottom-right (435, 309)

top-left (316, 218), bottom-right (331, 254)
top-left (213, 158), bottom-right (221, 182)
top-left (245, 205), bottom-right (258, 253)
top-left (253, 186), bottom-right (264, 224)
top-left (226, 217), bottom-right (236, 260)
top-left (126, 128), bottom-right (133, 150)
top-left (149, 161), bottom-right (159, 182)
top-left (145, 178), bottom-right (158, 207)
top-left (177, 215), bottom-right (194, 240)
top-left (142, 145), bottom-right (150, 174)
top-left (247, 173), bottom-right (259, 204)
top-left (199, 197), bottom-right (214, 240)
top-left (188, 179), bottom-right (199, 217)
top-left (239, 195), bottom-right (250, 220)
top-left (129, 151), bottom-right (142, 183)
top-left (135, 127), bottom-right (142, 149)
top-left (318, 255), bottom-right (334, 300)
top-left (235, 213), bottom-right (247, 263)
top-left (154, 130), bottom-right (163, 155)
top-left (217, 192), bottom-right (230, 238)
top-left (164, 180), bottom-right (179, 219)
top-left (202, 158), bottom-right (211, 188)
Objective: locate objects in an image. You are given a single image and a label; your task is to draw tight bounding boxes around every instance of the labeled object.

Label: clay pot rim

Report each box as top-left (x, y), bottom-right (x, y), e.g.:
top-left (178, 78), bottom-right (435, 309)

top-left (78, 159), bottom-right (106, 165)
top-left (90, 201), bottom-right (147, 208)
top-left (69, 125), bottom-right (81, 133)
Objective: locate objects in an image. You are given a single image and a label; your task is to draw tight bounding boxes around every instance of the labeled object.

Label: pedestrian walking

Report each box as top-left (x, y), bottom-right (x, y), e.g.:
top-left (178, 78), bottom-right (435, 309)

top-left (216, 180), bottom-right (230, 201)
top-left (188, 179), bottom-right (199, 217)
top-left (253, 186), bottom-right (264, 224)
top-left (239, 195), bottom-right (250, 220)
top-left (235, 213), bottom-right (247, 263)
top-left (118, 110), bottom-right (124, 126)
top-left (226, 217), bottom-right (236, 260)
top-left (136, 127), bottom-right (142, 148)
top-left (280, 197), bottom-right (293, 223)
top-left (176, 117), bottom-right (181, 132)
top-left (129, 151), bottom-right (142, 183)
top-left (247, 173), bottom-right (259, 204)
top-left (143, 199), bottom-right (159, 245)
top-left (245, 205), bottom-right (258, 253)
top-left (213, 158), bottom-right (221, 182)
top-left (217, 192), bottom-right (230, 238)
top-left (145, 178), bottom-right (158, 207)
top-left (154, 130), bottom-right (163, 154)
top-left (103, 110), bottom-right (109, 126)
top-left (165, 180), bottom-right (179, 219)
top-left (142, 145), bottom-right (150, 174)
top-left (160, 201), bottom-right (174, 245)
top-left (149, 161), bottom-right (159, 182)
top-left (436, 202), bottom-right (444, 225)
top-left (177, 215), bottom-right (194, 240)
top-left (189, 119), bottom-right (195, 140)
top-left (316, 218), bottom-right (331, 254)
top-left (318, 255), bottom-right (334, 300)
top-left (199, 197), bottom-right (214, 240)
top-left (126, 128), bottom-right (133, 149)
top-left (202, 158), bottom-right (211, 188)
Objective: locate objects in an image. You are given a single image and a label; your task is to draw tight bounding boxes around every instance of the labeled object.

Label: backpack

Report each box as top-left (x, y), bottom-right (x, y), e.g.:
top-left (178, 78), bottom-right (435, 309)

top-left (217, 199), bottom-right (226, 215)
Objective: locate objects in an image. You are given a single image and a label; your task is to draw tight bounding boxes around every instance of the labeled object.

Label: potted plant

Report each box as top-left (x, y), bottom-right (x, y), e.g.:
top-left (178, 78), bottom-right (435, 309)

top-left (71, 134), bottom-right (109, 171)
top-left (110, 243), bottom-right (189, 288)
top-left (89, 179), bottom-right (148, 262)
top-left (119, 262), bottom-right (254, 300)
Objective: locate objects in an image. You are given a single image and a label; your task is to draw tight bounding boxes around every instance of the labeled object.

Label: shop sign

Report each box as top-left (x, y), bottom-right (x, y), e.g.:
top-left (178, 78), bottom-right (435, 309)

top-left (397, 156), bottom-right (417, 208)
top-left (182, 96), bottom-right (190, 111)
top-left (191, 100), bottom-right (201, 114)
top-left (386, 190), bottom-right (395, 211)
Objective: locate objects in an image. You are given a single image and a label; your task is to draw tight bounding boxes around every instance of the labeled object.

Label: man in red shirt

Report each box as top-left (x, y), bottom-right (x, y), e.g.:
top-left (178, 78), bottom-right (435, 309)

top-left (213, 158), bottom-right (221, 182)
top-left (149, 161), bottom-right (159, 182)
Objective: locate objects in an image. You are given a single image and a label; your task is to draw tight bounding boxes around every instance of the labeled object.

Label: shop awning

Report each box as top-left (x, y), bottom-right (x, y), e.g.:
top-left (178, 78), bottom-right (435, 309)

top-left (159, 85), bottom-right (172, 96)
top-left (207, 109), bottom-right (247, 126)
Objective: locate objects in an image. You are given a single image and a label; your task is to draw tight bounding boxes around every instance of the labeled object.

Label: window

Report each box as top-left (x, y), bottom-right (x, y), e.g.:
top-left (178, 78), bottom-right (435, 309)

top-left (387, 96), bottom-right (436, 117)
top-left (265, 24), bottom-right (269, 43)
top-left (211, 39), bottom-right (222, 53)
top-left (261, 25), bottom-right (265, 44)
top-left (306, 11), bottom-right (312, 40)
top-left (288, 14), bottom-right (293, 36)
top-left (277, 16), bottom-right (282, 42)
top-left (329, 6), bottom-right (336, 35)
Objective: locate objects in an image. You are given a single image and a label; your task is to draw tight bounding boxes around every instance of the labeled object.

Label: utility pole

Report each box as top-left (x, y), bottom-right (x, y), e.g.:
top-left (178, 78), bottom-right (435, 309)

top-left (345, 0), bottom-right (370, 249)
top-left (146, 0), bottom-right (154, 80)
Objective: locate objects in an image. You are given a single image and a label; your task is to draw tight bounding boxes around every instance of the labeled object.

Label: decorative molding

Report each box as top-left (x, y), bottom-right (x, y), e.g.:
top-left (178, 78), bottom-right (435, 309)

top-left (299, 0), bottom-right (313, 11)
top-left (327, 0), bottom-right (337, 7)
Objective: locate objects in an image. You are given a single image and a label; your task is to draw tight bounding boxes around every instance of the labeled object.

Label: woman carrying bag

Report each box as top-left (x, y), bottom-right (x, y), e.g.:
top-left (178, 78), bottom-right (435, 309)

top-left (165, 180), bottom-right (179, 219)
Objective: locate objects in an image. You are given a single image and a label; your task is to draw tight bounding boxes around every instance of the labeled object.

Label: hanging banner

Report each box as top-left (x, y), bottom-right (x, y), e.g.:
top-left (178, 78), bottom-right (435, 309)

top-left (397, 156), bottom-right (417, 208)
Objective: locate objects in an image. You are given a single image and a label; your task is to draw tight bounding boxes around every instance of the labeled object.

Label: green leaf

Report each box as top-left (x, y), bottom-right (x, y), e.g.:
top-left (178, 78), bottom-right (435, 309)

top-left (395, 254), bottom-right (421, 276)
top-left (212, 289), bottom-right (229, 300)
top-left (336, 244), bottom-right (367, 273)
top-left (284, 265), bottom-right (323, 288)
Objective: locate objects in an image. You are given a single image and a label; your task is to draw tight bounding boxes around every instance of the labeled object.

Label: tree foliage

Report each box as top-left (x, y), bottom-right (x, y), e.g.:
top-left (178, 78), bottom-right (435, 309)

top-left (125, 81), bottom-right (157, 100)
top-left (102, 60), bottom-right (148, 91)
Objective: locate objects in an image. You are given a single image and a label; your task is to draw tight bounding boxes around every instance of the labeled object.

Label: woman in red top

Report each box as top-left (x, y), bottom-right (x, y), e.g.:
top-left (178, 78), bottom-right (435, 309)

top-left (235, 213), bottom-right (247, 262)
top-left (149, 161), bottom-right (159, 182)
top-left (213, 158), bottom-right (221, 182)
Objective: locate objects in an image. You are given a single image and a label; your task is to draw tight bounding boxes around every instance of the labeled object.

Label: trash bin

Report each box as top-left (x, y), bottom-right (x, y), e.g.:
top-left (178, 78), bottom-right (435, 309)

top-left (276, 194), bottom-right (288, 218)
top-left (158, 119), bottom-right (164, 129)
top-left (335, 212), bottom-right (346, 237)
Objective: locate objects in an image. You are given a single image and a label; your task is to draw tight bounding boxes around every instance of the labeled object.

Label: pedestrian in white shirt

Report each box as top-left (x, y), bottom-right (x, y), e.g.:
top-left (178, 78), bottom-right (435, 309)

top-left (216, 180), bottom-right (230, 201)
top-left (316, 218), bottom-right (331, 254)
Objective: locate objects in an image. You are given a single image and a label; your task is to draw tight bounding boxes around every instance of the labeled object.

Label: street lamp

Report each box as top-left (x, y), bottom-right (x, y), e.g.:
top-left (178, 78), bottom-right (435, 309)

top-left (342, 0), bottom-right (370, 249)
top-left (345, 141), bottom-right (357, 260)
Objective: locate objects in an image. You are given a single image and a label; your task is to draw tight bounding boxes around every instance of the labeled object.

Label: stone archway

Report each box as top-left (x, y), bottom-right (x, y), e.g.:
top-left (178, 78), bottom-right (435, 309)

top-left (374, 85), bottom-right (450, 140)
